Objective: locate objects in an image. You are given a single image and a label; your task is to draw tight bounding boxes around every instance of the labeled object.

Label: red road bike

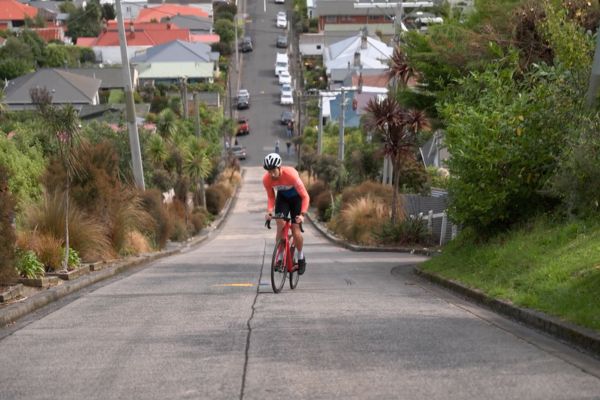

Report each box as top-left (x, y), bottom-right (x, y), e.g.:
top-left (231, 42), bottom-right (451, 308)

top-left (265, 214), bottom-right (304, 293)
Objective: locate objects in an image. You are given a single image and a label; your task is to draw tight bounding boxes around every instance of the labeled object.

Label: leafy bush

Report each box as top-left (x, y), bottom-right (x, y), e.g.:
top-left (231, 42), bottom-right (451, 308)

top-left (63, 247), bottom-right (81, 270)
top-left (0, 164), bottom-right (17, 284)
top-left (340, 181), bottom-right (393, 209)
top-left (15, 250), bottom-right (44, 279)
top-left (0, 134), bottom-right (45, 207)
top-left (190, 207), bottom-right (210, 234)
top-left (206, 183), bottom-right (229, 215)
top-left (307, 180), bottom-right (327, 201)
top-left (376, 217), bottom-right (432, 246)
top-left (313, 190), bottom-right (332, 221)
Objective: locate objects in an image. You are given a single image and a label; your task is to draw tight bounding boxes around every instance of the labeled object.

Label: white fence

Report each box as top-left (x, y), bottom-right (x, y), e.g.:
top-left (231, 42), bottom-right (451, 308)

top-left (402, 192), bottom-right (458, 246)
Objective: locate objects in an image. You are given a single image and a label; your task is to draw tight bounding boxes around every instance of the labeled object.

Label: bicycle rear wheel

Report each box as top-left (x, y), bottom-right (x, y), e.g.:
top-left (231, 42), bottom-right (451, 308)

top-left (289, 245), bottom-right (299, 289)
top-left (271, 239), bottom-right (287, 293)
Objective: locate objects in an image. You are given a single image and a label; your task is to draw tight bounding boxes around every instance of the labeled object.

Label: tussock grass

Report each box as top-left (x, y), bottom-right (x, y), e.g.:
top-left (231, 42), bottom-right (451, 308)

top-left (17, 231), bottom-right (63, 271)
top-left (25, 191), bottom-right (114, 262)
top-left (421, 216), bottom-right (600, 331)
top-left (331, 195), bottom-right (390, 245)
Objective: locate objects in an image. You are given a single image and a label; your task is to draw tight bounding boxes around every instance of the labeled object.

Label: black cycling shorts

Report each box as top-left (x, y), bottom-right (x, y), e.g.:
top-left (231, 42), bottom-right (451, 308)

top-left (275, 193), bottom-right (302, 223)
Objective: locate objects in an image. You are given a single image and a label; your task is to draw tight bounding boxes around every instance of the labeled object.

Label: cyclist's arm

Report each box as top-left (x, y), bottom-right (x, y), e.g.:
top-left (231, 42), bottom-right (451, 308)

top-left (293, 175), bottom-right (310, 214)
top-left (262, 174), bottom-right (276, 214)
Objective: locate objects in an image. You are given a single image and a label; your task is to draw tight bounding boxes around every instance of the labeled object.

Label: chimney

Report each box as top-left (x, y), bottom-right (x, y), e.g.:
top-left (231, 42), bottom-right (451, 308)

top-left (129, 21), bottom-right (135, 38)
top-left (353, 51), bottom-right (361, 67)
top-left (360, 28), bottom-right (368, 50)
top-left (167, 22), bottom-right (172, 29)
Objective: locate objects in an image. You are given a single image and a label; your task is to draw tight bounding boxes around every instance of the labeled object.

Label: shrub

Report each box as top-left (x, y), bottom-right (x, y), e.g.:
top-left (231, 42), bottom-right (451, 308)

top-left (330, 195), bottom-right (390, 245)
top-left (307, 180), bottom-right (327, 200)
top-left (108, 193), bottom-right (154, 255)
top-left (205, 184), bottom-right (229, 215)
top-left (63, 247), bottom-right (81, 270)
top-left (314, 190), bottom-right (332, 221)
top-left (340, 181), bottom-right (393, 209)
top-left (376, 217), bottom-right (432, 246)
top-left (0, 164), bottom-right (17, 284)
top-left (34, 233), bottom-right (63, 271)
top-left (122, 230), bottom-right (152, 255)
top-left (25, 191), bottom-right (114, 262)
top-left (15, 250), bottom-right (44, 279)
top-left (140, 189), bottom-right (172, 249)
top-left (190, 207), bottom-right (210, 234)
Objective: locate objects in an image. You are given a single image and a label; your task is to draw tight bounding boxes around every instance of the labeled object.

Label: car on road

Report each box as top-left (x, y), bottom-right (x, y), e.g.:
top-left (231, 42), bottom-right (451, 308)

top-left (276, 11), bottom-right (286, 19)
top-left (239, 37), bottom-right (253, 52)
top-left (237, 94), bottom-right (249, 109)
top-left (280, 110), bottom-right (294, 125)
top-left (278, 70), bottom-right (292, 85)
top-left (230, 145), bottom-right (247, 160)
top-left (276, 35), bottom-right (288, 48)
top-left (275, 0), bottom-right (284, 3)
top-left (280, 92), bottom-right (293, 105)
top-left (238, 89), bottom-right (250, 99)
top-left (236, 117), bottom-right (249, 135)
top-left (276, 15), bottom-right (287, 28)
top-left (280, 83), bottom-right (292, 94)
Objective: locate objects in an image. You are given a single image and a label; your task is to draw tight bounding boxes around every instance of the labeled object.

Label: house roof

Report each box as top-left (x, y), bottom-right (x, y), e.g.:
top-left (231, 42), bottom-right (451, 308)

top-left (131, 39), bottom-right (218, 63)
top-left (0, 0), bottom-right (38, 20)
top-left (60, 67), bottom-right (126, 89)
top-left (169, 14), bottom-right (213, 32)
top-left (351, 71), bottom-right (389, 88)
top-left (190, 33), bottom-right (219, 44)
top-left (135, 4), bottom-right (209, 23)
top-left (31, 27), bottom-right (65, 42)
top-left (325, 33), bottom-right (392, 73)
top-left (79, 23), bottom-right (192, 46)
top-left (4, 68), bottom-right (100, 105)
top-left (136, 61), bottom-right (214, 79)
top-left (314, 0), bottom-right (392, 17)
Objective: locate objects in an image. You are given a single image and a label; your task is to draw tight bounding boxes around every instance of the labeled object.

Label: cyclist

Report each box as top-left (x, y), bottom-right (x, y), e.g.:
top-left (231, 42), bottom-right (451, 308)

top-left (263, 153), bottom-right (310, 274)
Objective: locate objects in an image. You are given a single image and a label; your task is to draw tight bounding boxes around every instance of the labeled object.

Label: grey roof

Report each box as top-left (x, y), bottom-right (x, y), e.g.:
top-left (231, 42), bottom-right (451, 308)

top-left (25, 0), bottom-right (86, 13)
top-left (60, 67), bottom-right (126, 90)
top-left (315, 0), bottom-right (394, 17)
top-left (130, 40), bottom-right (218, 63)
top-left (79, 103), bottom-right (151, 120)
top-left (148, 0), bottom-right (213, 3)
top-left (4, 69), bottom-right (100, 106)
top-left (169, 14), bottom-right (213, 32)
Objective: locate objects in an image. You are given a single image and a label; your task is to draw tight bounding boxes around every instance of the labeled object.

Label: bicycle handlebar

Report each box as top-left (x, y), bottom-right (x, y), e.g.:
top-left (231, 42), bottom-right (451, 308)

top-left (265, 214), bottom-right (304, 232)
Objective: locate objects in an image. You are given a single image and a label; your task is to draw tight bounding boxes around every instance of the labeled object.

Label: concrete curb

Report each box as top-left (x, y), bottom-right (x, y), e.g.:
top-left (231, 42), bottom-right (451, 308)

top-left (0, 174), bottom-right (244, 328)
top-left (414, 267), bottom-right (600, 359)
top-left (306, 211), bottom-right (439, 257)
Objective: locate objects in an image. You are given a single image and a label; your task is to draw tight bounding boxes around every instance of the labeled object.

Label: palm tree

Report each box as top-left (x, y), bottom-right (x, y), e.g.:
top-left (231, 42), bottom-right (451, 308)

top-left (156, 108), bottom-right (178, 139)
top-left (184, 138), bottom-right (212, 210)
top-left (37, 101), bottom-right (82, 271)
top-left (146, 134), bottom-right (167, 168)
top-left (364, 97), bottom-right (430, 224)
top-left (387, 46), bottom-right (415, 88)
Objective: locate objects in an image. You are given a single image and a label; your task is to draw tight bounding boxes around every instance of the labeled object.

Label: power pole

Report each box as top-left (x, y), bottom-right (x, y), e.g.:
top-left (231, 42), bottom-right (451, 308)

top-left (193, 92), bottom-right (201, 137)
top-left (586, 27), bottom-right (600, 107)
top-left (180, 76), bottom-right (188, 118)
top-left (338, 88), bottom-right (346, 161)
top-left (115, 0), bottom-right (144, 190)
top-left (317, 94), bottom-right (323, 155)
top-left (234, 16), bottom-right (239, 72)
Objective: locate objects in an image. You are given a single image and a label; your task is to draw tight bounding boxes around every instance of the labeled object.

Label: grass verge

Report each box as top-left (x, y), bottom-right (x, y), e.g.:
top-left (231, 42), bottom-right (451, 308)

top-left (420, 216), bottom-right (600, 332)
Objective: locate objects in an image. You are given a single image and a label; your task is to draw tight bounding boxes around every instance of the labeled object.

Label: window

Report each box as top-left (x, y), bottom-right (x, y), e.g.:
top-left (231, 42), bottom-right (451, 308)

top-left (325, 16), bottom-right (337, 23)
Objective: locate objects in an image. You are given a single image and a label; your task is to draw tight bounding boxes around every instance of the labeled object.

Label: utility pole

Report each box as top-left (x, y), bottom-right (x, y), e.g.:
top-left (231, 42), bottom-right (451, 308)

top-left (586, 28), bottom-right (600, 107)
top-left (180, 76), bottom-right (188, 118)
top-left (193, 92), bottom-right (201, 137)
top-left (234, 15), bottom-right (239, 72)
top-left (115, 0), bottom-right (144, 190)
top-left (317, 94), bottom-right (323, 155)
top-left (338, 88), bottom-right (346, 161)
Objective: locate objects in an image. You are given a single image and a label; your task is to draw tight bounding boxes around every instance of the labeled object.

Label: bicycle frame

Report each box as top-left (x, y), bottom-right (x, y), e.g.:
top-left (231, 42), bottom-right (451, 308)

top-left (277, 219), bottom-right (296, 273)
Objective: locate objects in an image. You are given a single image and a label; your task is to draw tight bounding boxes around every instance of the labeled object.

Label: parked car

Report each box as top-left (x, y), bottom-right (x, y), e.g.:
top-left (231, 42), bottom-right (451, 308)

top-left (276, 15), bottom-right (287, 28)
top-left (280, 83), bottom-right (292, 94)
top-left (275, 0), bottom-right (284, 4)
top-left (230, 145), bottom-right (247, 160)
top-left (237, 117), bottom-right (249, 135)
top-left (280, 92), bottom-right (293, 105)
top-left (240, 37), bottom-right (253, 52)
top-left (280, 110), bottom-right (294, 125)
top-left (238, 89), bottom-right (250, 99)
top-left (276, 11), bottom-right (286, 19)
top-left (276, 35), bottom-right (288, 48)
top-left (278, 70), bottom-right (292, 85)
top-left (236, 89), bottom-right (250, 109)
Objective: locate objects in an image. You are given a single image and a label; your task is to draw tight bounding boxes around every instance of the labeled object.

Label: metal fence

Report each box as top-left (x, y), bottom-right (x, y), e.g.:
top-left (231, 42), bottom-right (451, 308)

top-left (402, 192), bottom-right (458, 246)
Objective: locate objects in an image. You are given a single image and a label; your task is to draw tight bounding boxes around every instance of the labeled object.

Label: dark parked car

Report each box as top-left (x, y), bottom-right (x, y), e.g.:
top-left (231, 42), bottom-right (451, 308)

top-left (237, 117), bottom-right (249, 135)
top-left (231, 145), bottom-right (247, 160)
top-left (276, 35), bottom-right (288, 48)
top-left (240, 37), bottom-right (253, 52)
top-left (280, 110), bottom-right (294, 125)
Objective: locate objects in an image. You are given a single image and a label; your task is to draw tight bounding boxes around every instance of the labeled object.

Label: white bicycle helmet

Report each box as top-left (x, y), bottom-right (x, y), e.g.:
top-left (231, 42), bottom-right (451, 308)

top-left (263, 153), bottom-right (282, 170)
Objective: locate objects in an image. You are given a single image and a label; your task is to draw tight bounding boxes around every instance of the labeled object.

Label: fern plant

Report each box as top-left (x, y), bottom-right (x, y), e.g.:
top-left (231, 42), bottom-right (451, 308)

top-left (16, 250), bottom-right (45, 279)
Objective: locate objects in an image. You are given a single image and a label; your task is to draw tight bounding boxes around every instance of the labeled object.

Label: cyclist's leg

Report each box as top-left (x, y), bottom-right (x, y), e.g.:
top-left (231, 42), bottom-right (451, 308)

top-left (274, 192), bottom-right (290, 242)
top-left (289, 196), bottom-right (304, 260)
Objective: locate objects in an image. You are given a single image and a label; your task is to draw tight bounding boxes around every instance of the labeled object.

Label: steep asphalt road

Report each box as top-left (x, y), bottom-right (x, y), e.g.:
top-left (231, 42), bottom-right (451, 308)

top-left (0, 167), bottom-right (599, 399)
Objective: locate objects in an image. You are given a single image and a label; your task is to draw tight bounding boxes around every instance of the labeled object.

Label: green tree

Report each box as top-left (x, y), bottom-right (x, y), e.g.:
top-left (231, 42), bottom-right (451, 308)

top-left (185, 138), bottom-right (212, 209)
top-left (214, 19), bottom-right (235, 45)
top-left (67, 1), bottom-right (103, 44)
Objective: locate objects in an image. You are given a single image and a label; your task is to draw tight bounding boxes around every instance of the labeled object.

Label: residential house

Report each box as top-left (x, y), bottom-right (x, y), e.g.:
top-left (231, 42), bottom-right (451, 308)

top-left (313, 0), bottom-right (399, 37)
top-left (324, 30), bottom-right (393, 87)
top-left (131, 39), bottom-right (219, 85)
top-left (3, 68), bottom-right (101, 111)
top-left (299, 33), bottom-right (324, 56)
top-left (169, 14), bottom-right (213, 33)
top-left (26, 0), bottom-right (79, 27)
top-left (77, 21), bottom-right (195, 64)
top-left (61, 67), bottom-right (130, 90)
top-left (146, 0), bottom-right (214, 18)
top-left (0, 0), bottom-right (38, 29)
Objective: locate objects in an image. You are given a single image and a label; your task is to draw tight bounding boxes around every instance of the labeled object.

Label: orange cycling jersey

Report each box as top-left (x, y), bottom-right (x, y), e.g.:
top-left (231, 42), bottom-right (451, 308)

top-left (263, 166), bottom-right (310, 213)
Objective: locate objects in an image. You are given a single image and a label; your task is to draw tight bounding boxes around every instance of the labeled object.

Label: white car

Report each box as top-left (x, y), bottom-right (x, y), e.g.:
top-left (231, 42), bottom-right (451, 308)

top-left (275, 0), bottom-right (284, 3)
top-left (280, 83), bottom-right (292, 94)
top-left (237, 89), bottom-right (250, 100)
top-left (276, 15), bottom-right (287, 28)
top-left (278, 70), bottom-right (292, 85)
top-left (280, 92), bottom-right (293, 105)
top-left (276, 11), bottom-right (286, 19)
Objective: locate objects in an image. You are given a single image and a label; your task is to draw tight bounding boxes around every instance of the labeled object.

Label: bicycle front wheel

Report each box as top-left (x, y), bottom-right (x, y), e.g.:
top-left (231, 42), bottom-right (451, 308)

top-left (271, 239), bottom-right (287, 293)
